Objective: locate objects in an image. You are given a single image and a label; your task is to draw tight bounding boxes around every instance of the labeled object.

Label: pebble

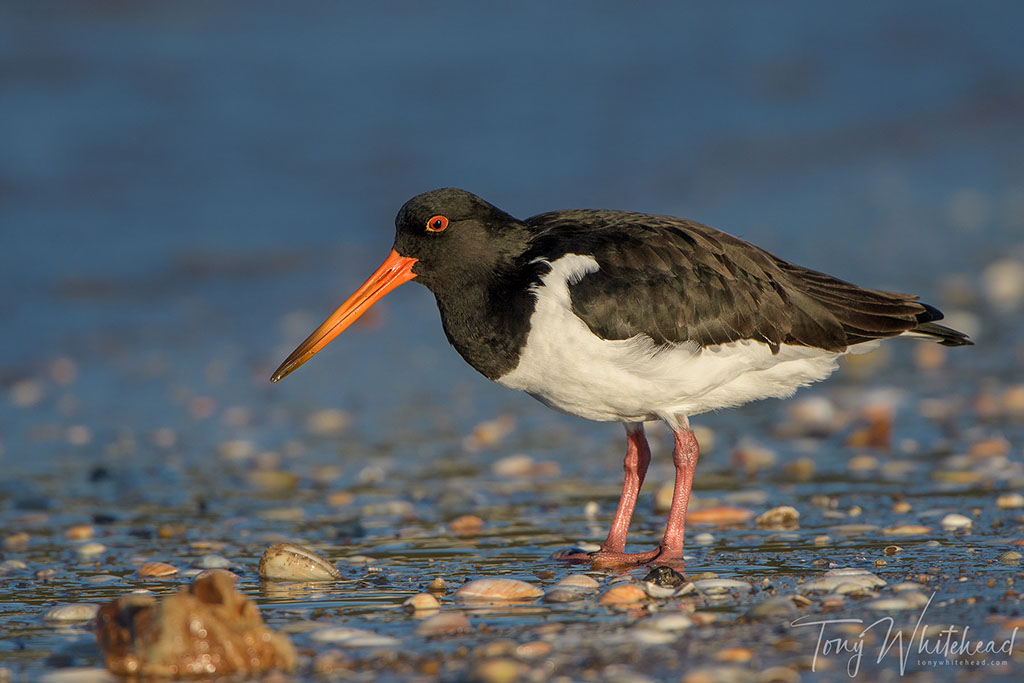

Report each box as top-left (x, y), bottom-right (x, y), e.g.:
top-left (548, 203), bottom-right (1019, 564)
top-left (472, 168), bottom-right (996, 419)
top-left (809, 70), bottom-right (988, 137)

top-left (427, 577), bottom-right (448, 593)
top-left (403, 593), bottom-right (440, 614)
top-left (65, 525), bottom-right (94, 541)
top-left (415, 611), bottom-right (473, 636)
top-left (745, 596), bottom-right (797, 618)
top-left (997, 492), bottom-right (1024, 509)
top-left (137, 562), bottom-right (179, 578)
top-left (730, 441), bottom-right (777, 474)
top-left (688, 506), bottom-right (755, 525)
top-left (39, 668), bottom-right (118, 683)
top-left (598, 584), bottom-right (649, 606)
top-left (643, 566), bottom-right (686, 589)
top-left (755, 506), bottom-right (800, 530)
top-left (693, 579), bottom-right (753, 595)
top-left (44, 603), bottom-right (100, 622)
top-left (463, 415), bottom-right (516, 451)
top-left (883, 525), bottom-right (932, 536)
top-left (309, 627), bottom-right (400, 647)
top-left (491, 453), bottom-right (558, 477)
top-left (714, 647), bottom-right (754, 663)
top-left (195, 554), bottom-right (232, 569)
top-left (646, 612), bottom-right (694, 631)
top-left (471, 658), bottom-right (527, 683)
top-left (77, 542), bottom-right (106, 558)
top-left (449, 514), bottom-right (484, 535)
top-left (940, 513), bottom-right (973, 530)
top-left (246, 470), bottom-right (299, 492)
top-left (867, 593), bottom-right (930, 610)
top-left (798, 568), bottom-right (886, 593)
top-left (454, 578), bottom-right (543, 603)
top-left (982, 257), bottom-right (1024, 310)
top-left (694, 532), bottom-right (715, 545)
top-left (306, 408), bottom-right (349, 435)
top-left (3, 532), bottom-right (29, 552)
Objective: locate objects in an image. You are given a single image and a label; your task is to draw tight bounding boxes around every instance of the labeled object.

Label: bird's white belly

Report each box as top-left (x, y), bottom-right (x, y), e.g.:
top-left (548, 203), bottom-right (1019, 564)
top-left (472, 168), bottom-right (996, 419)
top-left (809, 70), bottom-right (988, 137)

top-left (496, 254), bottom-right (846, 422)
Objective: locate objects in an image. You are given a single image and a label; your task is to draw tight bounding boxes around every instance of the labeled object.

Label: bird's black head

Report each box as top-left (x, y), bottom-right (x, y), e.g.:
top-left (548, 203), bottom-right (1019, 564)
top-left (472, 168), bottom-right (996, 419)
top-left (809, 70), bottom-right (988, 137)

top-left (393, 188), bottom-right (528, 290)
top-left (269, 188), bottom-right (526, 384)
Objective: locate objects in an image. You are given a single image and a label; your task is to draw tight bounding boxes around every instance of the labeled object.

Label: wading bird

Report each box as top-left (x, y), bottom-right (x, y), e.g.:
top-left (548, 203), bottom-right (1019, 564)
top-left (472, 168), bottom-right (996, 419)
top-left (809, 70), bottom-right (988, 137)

top-left (272, 188), bottom-right (971, 566)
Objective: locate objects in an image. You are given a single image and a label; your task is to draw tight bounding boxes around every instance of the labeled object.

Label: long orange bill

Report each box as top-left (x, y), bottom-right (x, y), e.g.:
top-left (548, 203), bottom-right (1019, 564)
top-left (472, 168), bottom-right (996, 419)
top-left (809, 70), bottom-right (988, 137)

top-left (270, 249), bottom-right (418, 383)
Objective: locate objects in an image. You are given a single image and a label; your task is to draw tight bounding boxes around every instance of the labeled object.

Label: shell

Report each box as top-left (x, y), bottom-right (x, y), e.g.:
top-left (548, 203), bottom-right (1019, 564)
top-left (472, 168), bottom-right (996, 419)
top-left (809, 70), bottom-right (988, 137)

top-left (403, 593), bottom-right (441, 614)
top-left (137, 562), bottom-right (179, 578)
top-left (257, 543), bottom-right (341, 581)
top-left (454, 578), bottom-right (543, 603)
top-left (415, 611), bottom-right (473, 636)
top-left (598, 584), bottom-right (648, 606)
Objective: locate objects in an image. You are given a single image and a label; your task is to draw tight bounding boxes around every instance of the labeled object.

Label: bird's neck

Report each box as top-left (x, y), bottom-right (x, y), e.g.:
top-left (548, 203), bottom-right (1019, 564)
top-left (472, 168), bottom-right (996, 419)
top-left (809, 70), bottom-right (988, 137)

top-left (431, 262), bottom-right (541, 381)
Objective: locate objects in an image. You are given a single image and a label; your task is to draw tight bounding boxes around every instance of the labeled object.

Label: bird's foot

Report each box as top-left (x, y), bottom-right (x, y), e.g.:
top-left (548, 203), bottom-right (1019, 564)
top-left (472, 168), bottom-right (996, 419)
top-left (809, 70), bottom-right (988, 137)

top-left (552, 544), bottom-right (682, 569)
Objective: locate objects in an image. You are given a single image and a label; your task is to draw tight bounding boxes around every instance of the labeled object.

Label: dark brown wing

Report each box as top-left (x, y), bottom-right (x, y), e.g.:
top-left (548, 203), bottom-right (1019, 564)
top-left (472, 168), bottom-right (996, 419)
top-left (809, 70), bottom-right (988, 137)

top-left (524, 210), bottom-right (971, 352)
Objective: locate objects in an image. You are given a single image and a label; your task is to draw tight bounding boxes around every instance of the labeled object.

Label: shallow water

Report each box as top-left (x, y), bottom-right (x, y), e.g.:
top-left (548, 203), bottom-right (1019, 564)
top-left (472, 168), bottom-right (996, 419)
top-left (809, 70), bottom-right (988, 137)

top-left (2, 1), bottom-right (1024, 681)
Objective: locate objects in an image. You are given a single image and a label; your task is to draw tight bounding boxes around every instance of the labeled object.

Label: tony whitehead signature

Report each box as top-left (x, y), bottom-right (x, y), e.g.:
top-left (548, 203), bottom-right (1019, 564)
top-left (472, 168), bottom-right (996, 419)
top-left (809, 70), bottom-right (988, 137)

top-left (791, 593), bottom-right (1018, 676)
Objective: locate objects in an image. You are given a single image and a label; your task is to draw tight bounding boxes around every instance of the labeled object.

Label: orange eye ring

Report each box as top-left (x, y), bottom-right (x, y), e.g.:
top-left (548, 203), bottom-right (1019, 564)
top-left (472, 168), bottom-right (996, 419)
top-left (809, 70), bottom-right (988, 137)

top-left (426, 215), bottom-right (449, 232)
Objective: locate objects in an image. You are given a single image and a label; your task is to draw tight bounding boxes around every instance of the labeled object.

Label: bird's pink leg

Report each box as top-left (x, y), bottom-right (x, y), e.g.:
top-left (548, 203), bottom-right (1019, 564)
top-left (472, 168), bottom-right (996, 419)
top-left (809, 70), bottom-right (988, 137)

top-left (647, 421), bottom-right (700, 564)
top-left (557, 417), bottom-right (699, 568)
top-left (600, 423), bottom-right (651, 553)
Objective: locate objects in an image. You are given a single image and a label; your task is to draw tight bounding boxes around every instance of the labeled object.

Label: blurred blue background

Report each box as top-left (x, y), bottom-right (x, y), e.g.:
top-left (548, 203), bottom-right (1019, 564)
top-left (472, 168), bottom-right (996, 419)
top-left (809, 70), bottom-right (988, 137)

top-left (2, 1), bottom-right (1023, 474)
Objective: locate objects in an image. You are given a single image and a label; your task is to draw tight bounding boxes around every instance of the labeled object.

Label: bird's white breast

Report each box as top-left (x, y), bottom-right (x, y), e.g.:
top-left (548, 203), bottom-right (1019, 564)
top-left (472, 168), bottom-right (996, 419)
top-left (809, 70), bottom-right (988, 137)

top-left (496, 253), bottom-right (847, 423)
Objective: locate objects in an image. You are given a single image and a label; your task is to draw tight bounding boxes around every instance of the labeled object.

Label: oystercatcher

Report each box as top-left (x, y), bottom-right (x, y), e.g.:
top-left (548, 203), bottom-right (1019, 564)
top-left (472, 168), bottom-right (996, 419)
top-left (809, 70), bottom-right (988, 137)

top-left (271, 188), bottom-right (971, 567)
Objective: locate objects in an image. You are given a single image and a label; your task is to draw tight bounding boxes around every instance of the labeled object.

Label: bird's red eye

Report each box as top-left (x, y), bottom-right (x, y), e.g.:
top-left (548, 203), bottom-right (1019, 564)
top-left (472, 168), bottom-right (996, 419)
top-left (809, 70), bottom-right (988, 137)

top-left (426, 215), bottom-right (449, 232)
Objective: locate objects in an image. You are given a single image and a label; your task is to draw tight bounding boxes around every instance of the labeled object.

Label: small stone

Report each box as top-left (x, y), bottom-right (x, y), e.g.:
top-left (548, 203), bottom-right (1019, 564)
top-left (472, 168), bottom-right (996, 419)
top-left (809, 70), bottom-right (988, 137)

top-left (309, 627), bottom-right (400, 647)
top-left (471, 658), bottom-right (526, 683)
top-left (883, 545), bottom-right (902, 556)
top-left (813, 535), bottom-right (831, 546)
top-left (415, 611), bottom-right (472, 636)
top-left (3, 532), bottom-right (30, 552)
top-left (688, 506), bottom-right (755, 525)
top-left (731, 441), bottom-right (777, 475)
top-left (542, 588), bottom-right (589, 603)
top-left (598, 584), bottom-right (648, 606)
top-left (969, 437), bottom-right (1010, 458)
top-left (982, 257), bottom-right (1024, 310)
top-left (137, 562), bottom-right (179, 578)
top-left (940, 513), bottom-right (972, 530)
top-left (65, 525), bottom-right (94, 541)
top-left (218, 439), bottom-right (256, 461)
top-left (403, 593), bottom-right (440, 614)
top-left (714, 647), bottom-right (754, 663)
top-left (647, 612), bottom-right (694, 631)
top-left (463, 415), bottom-right (516, 451)
top-left (583, 500), bottom-right (600, 519)
top-left (77, 542), bottom-right (106, 558)
top-left (892, 501), bottom-right (913, 513)
top-left (799, 568), bottom-right (886, 593)
top-left (454, 578), bottom-right (543, 603)
top-left (449, 515), bottom-right (484, 535)
top-left (246, 470), bottom-right (299, 492)
top-left (756, 506), bottom-right (800, 530)
top-left (306, 409), bottom-right (350, 435)
top-left (783, 458), bottom-right (815, 481)
top-left (195, 554), bottom-right (231, 569)
top-left (745, 596), bottom-right (797, 619)
top-left (10, 379), bottom-right (44, 407)
top-left (492, 454), bottom-right (534, 477)
top-left (258, 543), bottom-right (341, 581)
top-left (883, 525), bottom-right (932, 536)
top-left (997, 493), bottom-right (1024, 509)
top-left (643, 566), bottom-right (686, 588)
top-left (847, 454), bottom-right (878, 472)
top-left (327, 491), bottom-right (354, 506)
top-left (693, 579), bottom-right (753, 595)
top-left (515, 641), bottom-right (551, 658)
top-left (427, 577), bottom-right (447, 593)
top-left (45, 603), bottom-right (100, 622)
top-left (694, 532), bottom-right (715, 545)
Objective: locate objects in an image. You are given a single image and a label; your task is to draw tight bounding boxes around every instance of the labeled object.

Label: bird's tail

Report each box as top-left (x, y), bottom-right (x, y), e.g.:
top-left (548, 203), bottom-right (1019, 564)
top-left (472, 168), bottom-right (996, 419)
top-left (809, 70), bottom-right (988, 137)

top-left (907, 303), bottom-right (973, 347)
